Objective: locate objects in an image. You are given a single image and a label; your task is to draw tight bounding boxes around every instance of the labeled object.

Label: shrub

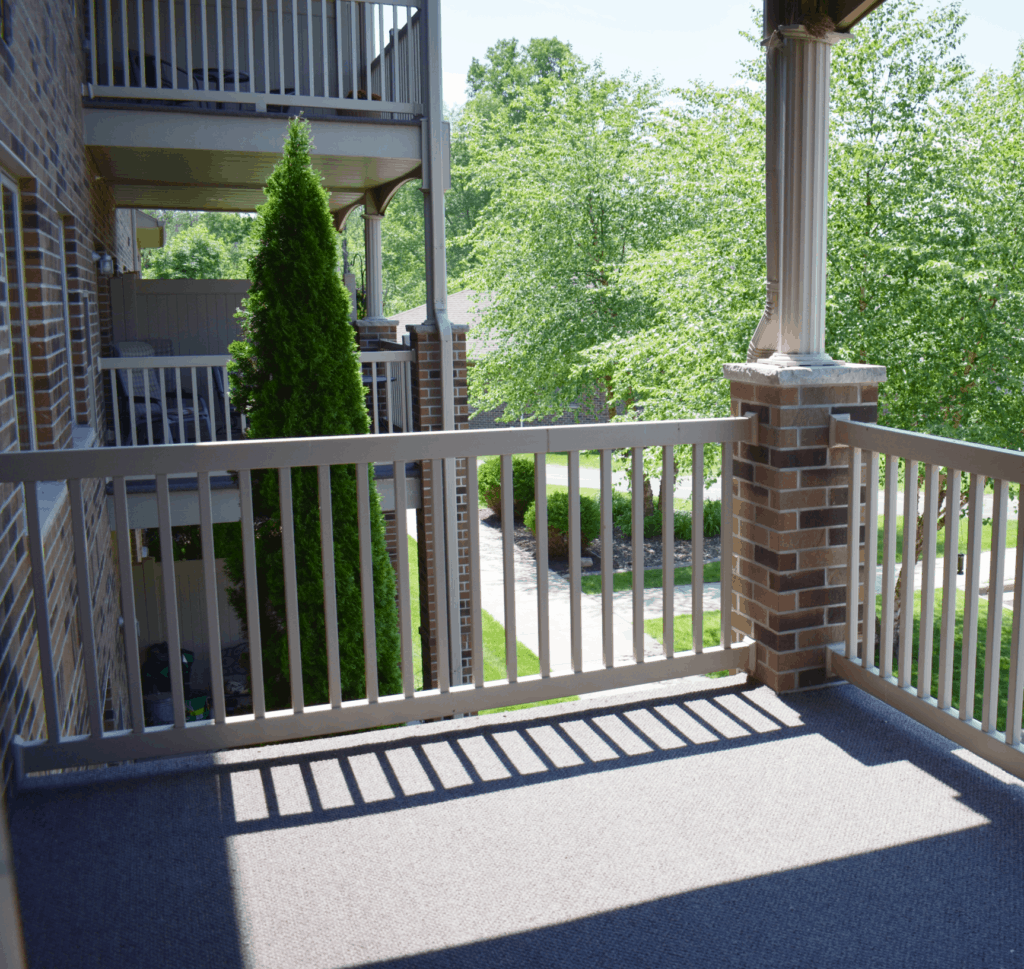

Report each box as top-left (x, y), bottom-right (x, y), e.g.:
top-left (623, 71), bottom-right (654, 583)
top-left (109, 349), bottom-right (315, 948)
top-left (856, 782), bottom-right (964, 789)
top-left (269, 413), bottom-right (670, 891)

top-left (478, 455), bottom-right (536, 518)
top-left (525, 492), bottom-right (601, 558)
top-left (222, 118), bottom-right (401, 711)
top-left (621, 499), bottom-right (722, 540)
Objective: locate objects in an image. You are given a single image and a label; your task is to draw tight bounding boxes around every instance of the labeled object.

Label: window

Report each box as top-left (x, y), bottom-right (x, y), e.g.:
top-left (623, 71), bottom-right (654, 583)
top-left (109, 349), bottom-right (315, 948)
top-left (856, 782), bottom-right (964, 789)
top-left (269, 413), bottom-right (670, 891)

top-left (0, 174), bottom-right (35, 451)
top-left (0, 1), bottom-right (10, 47)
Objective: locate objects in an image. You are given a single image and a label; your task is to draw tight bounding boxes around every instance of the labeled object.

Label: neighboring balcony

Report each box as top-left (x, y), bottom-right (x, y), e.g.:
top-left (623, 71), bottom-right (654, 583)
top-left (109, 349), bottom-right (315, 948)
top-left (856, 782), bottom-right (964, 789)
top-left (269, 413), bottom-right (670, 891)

top-left (84, 0), bottom-right (438, 212)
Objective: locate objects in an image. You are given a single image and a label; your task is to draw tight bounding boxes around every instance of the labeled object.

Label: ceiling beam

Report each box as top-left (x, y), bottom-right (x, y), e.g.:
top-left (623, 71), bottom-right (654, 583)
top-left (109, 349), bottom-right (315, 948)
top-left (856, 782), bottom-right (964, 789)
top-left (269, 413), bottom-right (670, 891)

top-left (830, 0), bottom-right (889, 31)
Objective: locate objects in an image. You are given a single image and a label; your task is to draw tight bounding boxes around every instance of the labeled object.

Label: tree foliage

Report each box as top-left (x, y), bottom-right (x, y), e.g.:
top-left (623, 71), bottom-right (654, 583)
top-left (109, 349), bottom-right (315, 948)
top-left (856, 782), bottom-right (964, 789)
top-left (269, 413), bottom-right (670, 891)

top-left (141, 211), bottom-right (256, 279)
top-left (224, 118), bottom-right (401, 710)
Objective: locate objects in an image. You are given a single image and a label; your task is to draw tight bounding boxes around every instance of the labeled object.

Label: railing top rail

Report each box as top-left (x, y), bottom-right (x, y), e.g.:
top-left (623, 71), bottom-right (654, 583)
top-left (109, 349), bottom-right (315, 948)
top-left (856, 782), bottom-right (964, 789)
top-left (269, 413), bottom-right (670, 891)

top-left (100, 352), bottom-right (410, 368)
top-left (0, 416), bottom-right (757, 483)
top-left (359, 350), bottom-right (415, 364)
top-left (832, 417), bottom-right (1024, 482)
top-left (100, 355), bottom-right (231, 369)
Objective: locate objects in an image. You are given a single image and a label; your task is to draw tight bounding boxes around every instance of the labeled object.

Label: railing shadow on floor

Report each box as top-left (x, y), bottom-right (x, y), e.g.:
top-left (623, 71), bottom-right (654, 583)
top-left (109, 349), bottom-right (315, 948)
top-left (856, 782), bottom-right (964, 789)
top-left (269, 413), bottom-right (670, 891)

top-left (10, 680), bottom-right (1024, 968)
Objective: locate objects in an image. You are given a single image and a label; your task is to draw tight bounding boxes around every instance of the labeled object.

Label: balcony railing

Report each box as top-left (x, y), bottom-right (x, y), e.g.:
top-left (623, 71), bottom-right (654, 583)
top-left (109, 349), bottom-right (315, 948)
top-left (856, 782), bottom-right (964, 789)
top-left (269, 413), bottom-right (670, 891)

top-left (831, 416), bottom-right (1024, 780)
top-left (4, 416), bottom-right (756, 773)
top-left (100, 348), bottom-right (413, 446)
top-left (86, 0), bottom-right (423, 117)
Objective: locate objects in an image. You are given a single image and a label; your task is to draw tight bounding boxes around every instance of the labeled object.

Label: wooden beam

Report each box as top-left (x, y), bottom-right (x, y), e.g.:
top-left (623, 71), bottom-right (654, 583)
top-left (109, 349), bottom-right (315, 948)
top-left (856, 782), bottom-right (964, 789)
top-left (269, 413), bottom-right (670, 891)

top-left (830, 0), bottom-right (889, 30)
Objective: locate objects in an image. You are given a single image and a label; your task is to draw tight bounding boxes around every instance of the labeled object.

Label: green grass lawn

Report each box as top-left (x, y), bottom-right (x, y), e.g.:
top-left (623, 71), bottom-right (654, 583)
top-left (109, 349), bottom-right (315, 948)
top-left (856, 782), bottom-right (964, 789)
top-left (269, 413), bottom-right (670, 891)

top-left (643, 611), bottom-right (732, 678)
top-left (877, 513), bottom-right (1017, 564)
top-left (879, 589), bottom-right (1017, 732)
top-left (581, 561), bottom-right (722, 596)
top-left (408, 536), bottom-right (576, 713)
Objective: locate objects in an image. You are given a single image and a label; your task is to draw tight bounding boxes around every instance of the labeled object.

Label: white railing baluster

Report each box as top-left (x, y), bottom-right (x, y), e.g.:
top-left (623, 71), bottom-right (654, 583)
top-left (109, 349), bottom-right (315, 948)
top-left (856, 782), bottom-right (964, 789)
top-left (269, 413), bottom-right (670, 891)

top-left (247, 0), bottom-right (255, 98)
top-left (198, 470), bottom-right (225, 723)
top-left (292, 0), bottom-right (300, 100)
top-left (205, 365), bottom-right (214, 441)
top-left (1006, 509), bottom-right (1024, 745)
top-left (232, 0), bottom-right (240, 91)
top-left (937, 469), bottom-right (961, 709)
top-left (238, 468), bottom-right (265, 718)
top-left (568, 449), bottom-right (582, 673)
top-left (222, 365), bottom-right (232, 441)
top-left (335, 0), bottom-right (344, 100)
top-left (631, 446), bottom-right (644, 664)
top-left (307, 0), bottom-right (315, 98)
top-left (317, 464), bottom-right (342, 707)
top-left (69, 478), bottom-right (106, 739)
top-left (263, 0), bottom-right (271, 99)
top-left (465, 457), bottom-right (483, 688)
top-left (898, 459), bottom-right (918, 689)
top-left (136, 0), bottom-right (145, 87)
top-left (169, 0), bottom-right (177, 89)
top-left (863, 451), bottom-right (879, 669)
top-left (500, 453), bottom-right (517, 683)
top-left (845, 445), bottom-right (861, 661)
top-left (119, 0), bottom-right (129, 88)
top-left (322, 0), bottom-right (330, 99)
top-left (917, 463), bottom-right (940, 698)
top-left (720, 441), bottom-right (734, 649)
top-left (661, 444), bottom-right (674, 659)
top-left (111, 371), bottom-right (123, 446)
top-left (111, 476), bottom-right (146, 733)
top-left (355, 462), bottom-right (379, 700)
top-left (277, 0), bottom-right (285, 103)
top-left (349, 1), bottom-right (358, 99)
top-left (216, 0), bottom-right (225, 91)
top-left (880, 454), bottom-right (898, 678)
top-left (152, 0), bottom-right (161, 85)
top-left (960, 473), bottom-right (983, 722)
top-left (154, 473), bottom-right (186, 729)
top-left (982, 479), bottom-right (1009, 733)
top-left (184, 0), bottom-right (194, 88)
top-left (174, 359), bottom-right (185, 444)
top-left (377, 1), bottom-right (385, 99)
top-left (533, 451), bottom-right (549, 677)
top-left (429, 457), bottom-right (449, 693)
top-left (24, 484), bottom-right (62, 743)
top-left (278, 466), bottom-right (304, 712)
top-left (692, 443), bottom-right (704, 655)
top-left (363, 2), bottom-right (371, 100)
top-left (370, 360), bottom-right (379, 433)
top-left (599, 447), bottom-right (613, 667)
top-left (390, 3), bottom-right (398, 104)
top-left (200, 0), bottom-right (210, 90)
top-left (141, 368), bottom-right (154, 446)
top-left (405, 6), bottom-right (414, 103)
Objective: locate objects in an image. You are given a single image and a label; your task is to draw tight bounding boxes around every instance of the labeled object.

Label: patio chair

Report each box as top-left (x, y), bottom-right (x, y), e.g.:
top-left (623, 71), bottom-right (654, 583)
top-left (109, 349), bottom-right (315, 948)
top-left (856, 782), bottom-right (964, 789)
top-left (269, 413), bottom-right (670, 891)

top-left (113, 341), bottom-right (212, 445)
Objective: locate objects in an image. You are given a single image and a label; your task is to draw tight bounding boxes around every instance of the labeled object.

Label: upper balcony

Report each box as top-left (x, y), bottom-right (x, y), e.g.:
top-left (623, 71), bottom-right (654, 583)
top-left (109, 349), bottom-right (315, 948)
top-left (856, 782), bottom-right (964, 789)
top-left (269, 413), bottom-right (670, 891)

top-left (83, 0), bottom-right (437, 212)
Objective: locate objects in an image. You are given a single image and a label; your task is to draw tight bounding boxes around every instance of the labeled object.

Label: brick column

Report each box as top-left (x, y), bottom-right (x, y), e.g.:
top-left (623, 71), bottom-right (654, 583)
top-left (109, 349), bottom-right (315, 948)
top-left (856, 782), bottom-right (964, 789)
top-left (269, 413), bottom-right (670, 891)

top-left (354, 319), bottom-right (397, 351)
top-left (724, 361), bottom-right (886, 692)
top-left (407, 322), bottom-right (470, 690)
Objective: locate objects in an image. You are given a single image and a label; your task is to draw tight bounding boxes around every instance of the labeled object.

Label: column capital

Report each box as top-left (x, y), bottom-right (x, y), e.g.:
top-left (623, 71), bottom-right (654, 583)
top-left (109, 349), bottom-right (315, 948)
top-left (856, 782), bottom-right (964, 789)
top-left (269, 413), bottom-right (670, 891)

top-left (777, 23), bottom-right (852, 45)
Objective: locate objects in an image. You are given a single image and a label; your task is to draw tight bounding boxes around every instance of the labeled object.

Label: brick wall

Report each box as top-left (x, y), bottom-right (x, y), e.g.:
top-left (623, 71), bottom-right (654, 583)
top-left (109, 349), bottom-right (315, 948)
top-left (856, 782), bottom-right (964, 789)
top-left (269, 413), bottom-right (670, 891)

top-left (408, 323), bottom-right (471, 690)
top-left (0, 0), bottom-right (132, 787)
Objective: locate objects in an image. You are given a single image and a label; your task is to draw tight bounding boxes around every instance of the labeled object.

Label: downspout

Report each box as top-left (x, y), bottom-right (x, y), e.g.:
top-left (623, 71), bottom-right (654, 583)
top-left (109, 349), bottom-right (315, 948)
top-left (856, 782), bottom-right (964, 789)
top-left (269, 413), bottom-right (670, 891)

top-left (421, 0), bottom-right (461, 687)
top-left (747, 0), bottom-right (783, 362)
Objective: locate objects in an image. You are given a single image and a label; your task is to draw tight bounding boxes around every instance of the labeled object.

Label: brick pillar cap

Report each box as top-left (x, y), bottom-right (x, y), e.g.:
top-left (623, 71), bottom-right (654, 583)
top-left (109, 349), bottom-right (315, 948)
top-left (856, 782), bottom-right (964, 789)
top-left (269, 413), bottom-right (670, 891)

top-left (724, 361), bottom-right (886, 387)
top-left (407, 322), bottom-right (471, 336)
top-left (355, 317), bottom-right (398, 327)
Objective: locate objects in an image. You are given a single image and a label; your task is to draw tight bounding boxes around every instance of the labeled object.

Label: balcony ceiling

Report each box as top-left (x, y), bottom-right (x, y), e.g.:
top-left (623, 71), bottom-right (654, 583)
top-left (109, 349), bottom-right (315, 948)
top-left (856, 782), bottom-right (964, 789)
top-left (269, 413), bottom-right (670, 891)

top-left (84, 106), bottom-right (422, 212)
top-left (10, 677), bottom-right (1022, 968)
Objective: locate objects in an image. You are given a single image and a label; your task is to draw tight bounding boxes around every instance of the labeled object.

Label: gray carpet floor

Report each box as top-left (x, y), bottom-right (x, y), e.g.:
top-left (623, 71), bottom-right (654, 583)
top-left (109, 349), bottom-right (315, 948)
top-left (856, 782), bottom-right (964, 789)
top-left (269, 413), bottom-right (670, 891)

top-left (10, 676), bottom-right (1024, 969)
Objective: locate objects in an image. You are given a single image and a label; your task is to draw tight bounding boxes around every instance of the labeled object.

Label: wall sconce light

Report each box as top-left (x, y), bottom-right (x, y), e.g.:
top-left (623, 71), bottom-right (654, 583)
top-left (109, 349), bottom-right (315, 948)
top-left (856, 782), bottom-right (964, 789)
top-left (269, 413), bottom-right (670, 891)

top-left (92, 250), bottom-right (115, 277)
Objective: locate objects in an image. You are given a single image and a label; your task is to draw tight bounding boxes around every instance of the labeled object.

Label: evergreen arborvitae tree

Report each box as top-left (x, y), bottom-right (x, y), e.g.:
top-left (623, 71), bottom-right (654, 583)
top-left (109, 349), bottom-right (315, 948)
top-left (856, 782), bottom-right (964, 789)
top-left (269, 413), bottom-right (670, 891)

top-left (224, 117), bottom-right (401, 710)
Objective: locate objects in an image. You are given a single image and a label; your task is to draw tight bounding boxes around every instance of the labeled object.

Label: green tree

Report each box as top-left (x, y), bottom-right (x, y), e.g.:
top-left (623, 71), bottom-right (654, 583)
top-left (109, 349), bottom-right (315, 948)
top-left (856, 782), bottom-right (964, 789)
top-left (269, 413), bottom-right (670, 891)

top-left (465, 56), bottom-right (669, 424)
top-left (224, 118), bottom-right (401, 710)
top-left (141, 212), bottom-right (256, 278)
top-left (143, 223), bottom-right (229, 279)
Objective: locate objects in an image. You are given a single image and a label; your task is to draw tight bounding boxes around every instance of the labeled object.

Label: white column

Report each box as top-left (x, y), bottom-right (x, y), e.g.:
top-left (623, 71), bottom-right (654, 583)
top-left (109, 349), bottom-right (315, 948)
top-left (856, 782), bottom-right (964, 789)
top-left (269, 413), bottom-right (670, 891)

top-left (362, 211), bottom-right (385, 320)
top-left (767, 25), bottom-right (845, 368)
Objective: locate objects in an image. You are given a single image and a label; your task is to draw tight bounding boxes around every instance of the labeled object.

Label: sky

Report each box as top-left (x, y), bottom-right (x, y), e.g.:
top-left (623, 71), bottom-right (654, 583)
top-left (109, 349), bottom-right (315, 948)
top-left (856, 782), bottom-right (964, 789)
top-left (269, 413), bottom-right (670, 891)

top-left (440, 0), bottom-right (1023, 106)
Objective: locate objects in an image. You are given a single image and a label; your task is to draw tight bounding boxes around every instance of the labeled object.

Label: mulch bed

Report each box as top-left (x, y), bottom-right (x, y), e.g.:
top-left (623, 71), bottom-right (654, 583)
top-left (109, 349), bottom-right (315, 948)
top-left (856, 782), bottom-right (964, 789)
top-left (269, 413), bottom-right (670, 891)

top-left (479, 507), bottom-right (722, 579)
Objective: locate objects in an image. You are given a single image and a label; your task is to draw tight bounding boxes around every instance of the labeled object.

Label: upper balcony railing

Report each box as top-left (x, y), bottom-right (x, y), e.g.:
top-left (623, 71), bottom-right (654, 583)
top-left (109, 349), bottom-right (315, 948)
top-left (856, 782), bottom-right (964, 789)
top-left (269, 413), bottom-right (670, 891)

top-left (86, 0), bottom-right (423, 118)
top-left (100, 347), bottom-right (414, 446)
